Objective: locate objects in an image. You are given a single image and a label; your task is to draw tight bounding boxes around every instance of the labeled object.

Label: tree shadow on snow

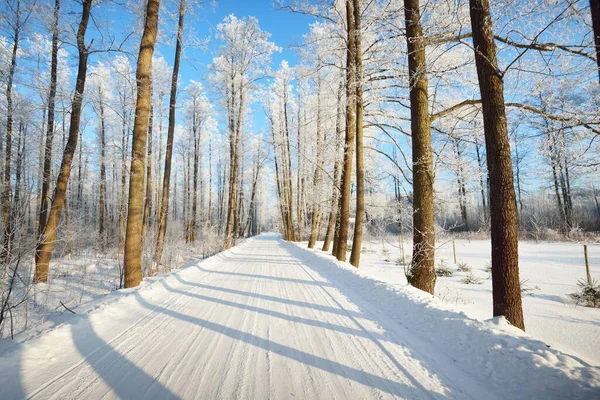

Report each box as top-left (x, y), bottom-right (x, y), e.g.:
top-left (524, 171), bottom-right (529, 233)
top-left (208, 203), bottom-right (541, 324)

top-left (279, 240), bottom-right (600, 399)
top-left (132, 290), bottom-right (442, 399)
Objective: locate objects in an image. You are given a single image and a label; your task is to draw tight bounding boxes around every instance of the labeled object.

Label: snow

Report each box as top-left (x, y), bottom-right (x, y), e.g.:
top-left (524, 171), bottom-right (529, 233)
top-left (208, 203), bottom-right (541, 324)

top-left (0, 233), bottom-right (598, 399)
top-left (341, 237), bottom-right (600, 367)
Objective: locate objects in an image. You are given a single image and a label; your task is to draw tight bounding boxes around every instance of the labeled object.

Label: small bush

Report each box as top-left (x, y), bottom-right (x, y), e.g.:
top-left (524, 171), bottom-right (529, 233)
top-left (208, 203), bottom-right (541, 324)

top-left (436, 266), bottom-right (454, 277)
top-left (520, 279), bottom-right (541, 295)
top-left (381, 248), bottom-right (391, 262)
top-left (395, 256), bottom-right (409, 266)
top-left (461, 272), bottom-right (482, 285)
top-left (435, 258), bottom-right (453, 277)
top-left (569, 279), bottom-right (600, 308)
top-left (457, 262), bottom-right (471, 272)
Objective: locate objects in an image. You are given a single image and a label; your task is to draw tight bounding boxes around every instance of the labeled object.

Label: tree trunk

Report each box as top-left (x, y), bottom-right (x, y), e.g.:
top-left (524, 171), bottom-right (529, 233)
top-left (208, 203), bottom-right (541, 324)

top-left (308, 61), bottom-right (324, 249)
top-left (190, 107), bottom-right (199, 244)
top-left (590, 0), bottom-right (600, 82)
top-left (35, 0), bottom-right (92, 283)
top-left (154, 0), bottom-right (185, 266)
top-left (404, 0), bottom-right (436, 294)
top-left (469, 0), bottom-right (524, 330)
top-left (38, 0), bottom-right (61, 243)
top-left (322, 77), bottom-right (344, 252)
top-left (98, 88), bottom-right (107, 245)
top-left (296, 93), bottom-right (304, 241)
top-left (142, 96), bottom-right (154, 236)
top-left (123, 0), bottom-right (160, 288)
top-left (350, 0), bottom-right (364, 267)
top-left (475, 136), bottom-right (488, 223)
top-left (335, 0), bottom-right (356, 262)
top-left (1, 0), bottom-right (22, 263)
top-left (453, 138), bottom-right (469, 230)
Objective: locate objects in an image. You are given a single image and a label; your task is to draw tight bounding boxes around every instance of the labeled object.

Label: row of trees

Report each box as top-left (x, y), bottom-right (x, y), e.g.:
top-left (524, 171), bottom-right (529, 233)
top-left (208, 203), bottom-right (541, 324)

top-left (1, 0), bottom-right (599, 333)
top-left (0, 0), bottom-right (279, 334)
top-left (271, 0), bottom-right (600, 331)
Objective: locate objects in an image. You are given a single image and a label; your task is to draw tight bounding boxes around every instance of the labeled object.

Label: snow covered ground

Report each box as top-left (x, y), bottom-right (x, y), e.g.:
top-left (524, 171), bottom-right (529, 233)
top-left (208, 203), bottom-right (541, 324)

top-left (0, 233), bottom-right (598, 399)
top-left (323, 237), bottom-right (600, 367)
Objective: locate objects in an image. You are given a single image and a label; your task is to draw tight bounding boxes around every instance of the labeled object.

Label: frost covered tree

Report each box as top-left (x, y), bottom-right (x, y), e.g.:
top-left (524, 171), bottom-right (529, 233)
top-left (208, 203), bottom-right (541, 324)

top-left (209, 15), bottom-right (279, 248)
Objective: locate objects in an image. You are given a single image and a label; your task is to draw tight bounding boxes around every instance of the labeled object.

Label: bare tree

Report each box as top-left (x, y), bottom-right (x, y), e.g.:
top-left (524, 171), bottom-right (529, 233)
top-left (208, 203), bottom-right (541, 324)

top-left (335, 0), bottom-right (356, 262)
top-left (123, 0), bottom-right (161, 288)
top-left (154, 0), bottom-right (186, 267)
top-left (350, 0), bottom-right (364, 267)
top-left (37, 0), bottom-right (61, 244)
top-left (469, 0), bottom-right (524, 330)
top-left (34, 0), bottom-right (93, 283)
top-left (403, 0), bottom-right (436, 294)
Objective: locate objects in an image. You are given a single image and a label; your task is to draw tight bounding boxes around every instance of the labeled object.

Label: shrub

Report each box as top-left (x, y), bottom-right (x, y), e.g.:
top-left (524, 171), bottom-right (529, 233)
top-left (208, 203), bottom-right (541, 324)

top-left (520, 279), bottom-right (541, 295)
top-left (395, 256), bottom-right (409, 267)
top-left (461, 272), bottom-right (482, 285)
top-left (436, 266), bottom-right (454, 277)
top-left (457, 262), bottom-right (472, 272)
top-left (381, 248), bottom-right (391, 262)
top-left (569, 279), bottom-right (600, 308)
top-left (436, 258), bottom-right (453, 277)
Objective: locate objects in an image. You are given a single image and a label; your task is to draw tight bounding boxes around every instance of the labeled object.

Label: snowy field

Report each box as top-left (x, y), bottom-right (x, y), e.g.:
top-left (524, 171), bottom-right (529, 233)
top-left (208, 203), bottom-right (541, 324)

top-left (310, 237), bottom-right (600, 367)
top-left (0, 234), bottom-right (598, 399)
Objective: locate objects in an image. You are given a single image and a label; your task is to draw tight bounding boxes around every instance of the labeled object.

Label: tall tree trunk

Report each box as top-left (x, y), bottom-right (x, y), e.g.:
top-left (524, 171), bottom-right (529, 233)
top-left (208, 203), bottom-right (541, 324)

top-left (453, 138), bottom-right (469, 230)
top-left (590, 0), bottom-right (600, 82)
top-left (469, 0), bottom-right (524, 330)
top-left (143, 97), bottom-right (154, 236)
top-left (335, 0), bottom-right (356, 262)
top-left (35, 0), bottom-right (92, 282)
top-left (207, 135), bottom-right (213, 227)
top-left (296, 94), bottom-right (304, 241)
top-left (118, 113), bottom-right (129, 256)
top-left (512, 130), bottom-right (523, 229)
top-left (404, 0), bottom-right (436, 294)
top-left (323, 77), bottom-right (345, 252)
top-left (1, 0), bottom-right (22, 263)
top-left (475, 136), bottom-right (488, 223)
top-left (98, 88), bottom-right (107, 245)
top-left (38, 0), bottom-right (61, 242)
top-left (154, 0), bottom-right (185, 266)
top-left (308, 62), bottom-right (324, 249)
top-left (190, 107), bottom-right (199, 243)
top-left (123, 0), bottom-right (160, 288)
top-left (350, 0), bottom-right (364, 267)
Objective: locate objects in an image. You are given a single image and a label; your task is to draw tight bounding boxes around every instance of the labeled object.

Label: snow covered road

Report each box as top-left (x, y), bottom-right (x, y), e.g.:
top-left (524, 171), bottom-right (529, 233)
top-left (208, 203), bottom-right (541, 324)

top-left (0, 234), bottom-right (598, 399)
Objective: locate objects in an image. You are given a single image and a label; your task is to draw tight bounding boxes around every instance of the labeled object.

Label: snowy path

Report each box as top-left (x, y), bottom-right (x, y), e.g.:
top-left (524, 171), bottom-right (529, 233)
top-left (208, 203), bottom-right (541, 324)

top-left (0, 234), bottom-right (598, 399)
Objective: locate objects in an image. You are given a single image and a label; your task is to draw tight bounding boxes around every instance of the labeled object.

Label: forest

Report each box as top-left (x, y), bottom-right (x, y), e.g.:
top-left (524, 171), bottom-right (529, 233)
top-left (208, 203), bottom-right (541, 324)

top-left (0, 0), bottom-right (599, 339)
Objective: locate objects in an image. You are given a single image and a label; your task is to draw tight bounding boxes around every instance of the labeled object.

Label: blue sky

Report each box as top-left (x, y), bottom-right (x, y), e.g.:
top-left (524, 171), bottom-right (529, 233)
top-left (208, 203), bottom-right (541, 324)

top-left (153, 0), bottom-right (317, 135)
top-left (157, 0), bottom-right (316, 84)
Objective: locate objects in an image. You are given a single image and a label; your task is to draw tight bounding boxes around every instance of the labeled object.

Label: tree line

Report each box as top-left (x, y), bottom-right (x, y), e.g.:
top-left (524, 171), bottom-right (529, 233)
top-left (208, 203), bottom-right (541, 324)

top-left (0, 0), bottom-right (599, 333)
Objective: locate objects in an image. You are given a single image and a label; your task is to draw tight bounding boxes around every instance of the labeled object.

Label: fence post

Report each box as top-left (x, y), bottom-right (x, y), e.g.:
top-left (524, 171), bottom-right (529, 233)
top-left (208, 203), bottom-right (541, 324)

top-left (584, 244), bottom-right (592, 285)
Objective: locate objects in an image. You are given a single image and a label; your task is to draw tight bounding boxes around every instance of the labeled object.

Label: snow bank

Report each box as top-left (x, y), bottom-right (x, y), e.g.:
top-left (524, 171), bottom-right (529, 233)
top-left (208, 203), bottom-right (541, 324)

top-left (286, 240), bottom-right (600, 399)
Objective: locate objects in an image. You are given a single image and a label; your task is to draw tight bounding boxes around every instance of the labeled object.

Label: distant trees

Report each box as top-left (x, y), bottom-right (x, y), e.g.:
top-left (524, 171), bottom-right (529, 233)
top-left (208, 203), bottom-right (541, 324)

top-left (209, 15), bottom-right (278, 248)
